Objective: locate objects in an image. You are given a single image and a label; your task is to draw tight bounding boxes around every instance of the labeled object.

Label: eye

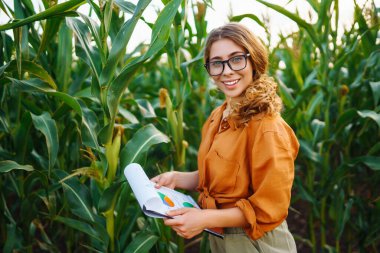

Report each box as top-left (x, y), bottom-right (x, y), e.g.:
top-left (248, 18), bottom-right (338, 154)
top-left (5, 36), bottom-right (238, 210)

top-left (230, 56), bottom-right (244, 63)
top-left (210, 61), bottom-right (223, 68)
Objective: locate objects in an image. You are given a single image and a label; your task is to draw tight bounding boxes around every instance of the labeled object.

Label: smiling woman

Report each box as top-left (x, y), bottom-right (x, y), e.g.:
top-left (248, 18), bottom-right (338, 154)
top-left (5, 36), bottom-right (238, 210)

top-left (152, 22), bottom-right (300, 253)
top-left (0, 0), bottom-right (379, 252)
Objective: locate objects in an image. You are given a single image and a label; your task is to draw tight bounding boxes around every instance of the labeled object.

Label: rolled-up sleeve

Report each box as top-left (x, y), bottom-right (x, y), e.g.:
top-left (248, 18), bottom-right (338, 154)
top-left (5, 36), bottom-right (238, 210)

top-left (235, 126), bottom-right (299, 240)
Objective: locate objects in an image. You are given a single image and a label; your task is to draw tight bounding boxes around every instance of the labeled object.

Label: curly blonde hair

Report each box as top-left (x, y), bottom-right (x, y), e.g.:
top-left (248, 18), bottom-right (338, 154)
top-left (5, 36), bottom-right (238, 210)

top-left (204, 23), bottom-right (282, 126)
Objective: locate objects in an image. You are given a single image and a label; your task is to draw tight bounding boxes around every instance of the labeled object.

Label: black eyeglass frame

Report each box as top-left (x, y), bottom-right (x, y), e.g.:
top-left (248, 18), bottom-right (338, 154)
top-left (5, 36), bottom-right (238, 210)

top-left (204, 53), bottom-right (251, 76)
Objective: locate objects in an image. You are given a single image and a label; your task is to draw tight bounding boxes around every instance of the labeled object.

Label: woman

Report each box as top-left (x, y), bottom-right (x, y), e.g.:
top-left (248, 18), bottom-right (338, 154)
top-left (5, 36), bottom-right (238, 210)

top-left (152, 23), bottom-right (299, 253)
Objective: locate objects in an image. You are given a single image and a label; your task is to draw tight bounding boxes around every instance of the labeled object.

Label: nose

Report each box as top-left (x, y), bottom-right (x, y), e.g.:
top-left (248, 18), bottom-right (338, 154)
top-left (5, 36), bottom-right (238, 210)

top-left (222, 62), bottom-right (233, 75)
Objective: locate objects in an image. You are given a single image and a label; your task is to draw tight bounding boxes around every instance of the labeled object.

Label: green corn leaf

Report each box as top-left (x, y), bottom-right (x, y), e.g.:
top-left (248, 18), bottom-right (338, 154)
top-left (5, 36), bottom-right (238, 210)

top-left (305, 0), bottom-right (319, 12)
top-left (78, 100), bottom-right (100, 150)
top-left (305, 90), bottom-right (323, 121)
top-left (66, 17), bottom-right (100, 83)
top-left (99, 0), bottom-right (151, 87)
top-left (55, 170), bottom-right (96, 222)
top-left (54, 216), bottom-right (104, 242)
top-left (348, 156), bottom-right (380, 171)
top-left (311, 119), bottom-right (325, 147)
top-left (335, 108), bottom-right (357, 134)
top-left (255, 0), bottom-right (320, 49)
top-left (98, 181), bottom-right (122, 213)
top-left (77, 13), bottom-right (104, 64)
top-left (5, 60), bottom-right (57, 89)
top-left (8, 78), bottom-right (81, 115)
top-left (13, 112), bottom-right (31, 162)
top-left (103, 0), bottom-right (114, 39)
top-left (115, 185), bottom-right (136, 238)
top-left (108, 0), bottom-right (182, 132)
top-left (56, 21), bottom-right (73, 91)
top-left (0, 0), bottom-right (14, 19)
top-left (277, 78), bottom-right (295, 108)
top-left (31, 112), bottom-right (59, 172)
top-left (336, 198), bottom-right (353, 239)
top-left (0, 0), bottom-right (85, 31)
top-left (299, 139), bottom-right (322, 164)
top-left (38, 17), bottom-right (63, 57)
top-left (354, 5), bottom-right (376, 57)
top-left (120, 124), bottom-right (170, 169)
top-left (136, 99), bottom-right (156, 118)
top-left (316, 0), bottom-right (333, 30)
top-left (124, 231), bottom-right (159, 253)
top-left (114, 0), bottom-right (136, 14)
top-left (3, 223), bottom-right (23, 252)
top-left (14, 0), bottom-right (28, 60)
top-left (13, 28), bottom-right (22, 78)
top-left (369, 81), bottom-right (380, 106)
top-left (0, 61), bottom-right (11, 76)
top-left (294, 177), bottom-right (316, 204)
top-left (20, 0), bottom-right (35, 14)
top-left (0, 160), bottom-right (34, 173)
top-left (357, 110), bottom-right (380, 128)
top-left (229, 14), bottom-right (266, 29)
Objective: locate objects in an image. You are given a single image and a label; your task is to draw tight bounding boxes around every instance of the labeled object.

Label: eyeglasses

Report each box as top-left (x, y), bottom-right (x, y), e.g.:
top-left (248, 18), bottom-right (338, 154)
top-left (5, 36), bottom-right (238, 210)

top-left (204, 53), bottom-right (250, 76)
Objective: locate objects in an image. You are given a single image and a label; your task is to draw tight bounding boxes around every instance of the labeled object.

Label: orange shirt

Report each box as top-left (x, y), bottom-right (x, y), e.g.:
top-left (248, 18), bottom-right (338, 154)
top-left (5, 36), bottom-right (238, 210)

top-left (196, 102), bottom-right (299, 240)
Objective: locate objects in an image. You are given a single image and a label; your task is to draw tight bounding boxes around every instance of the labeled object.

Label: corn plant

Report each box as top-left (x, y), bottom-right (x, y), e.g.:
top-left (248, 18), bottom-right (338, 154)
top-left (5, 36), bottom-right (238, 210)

top-left (245, 0), bottom-right (379, 252)
top-left (0, 0), bottom-right (200, 251)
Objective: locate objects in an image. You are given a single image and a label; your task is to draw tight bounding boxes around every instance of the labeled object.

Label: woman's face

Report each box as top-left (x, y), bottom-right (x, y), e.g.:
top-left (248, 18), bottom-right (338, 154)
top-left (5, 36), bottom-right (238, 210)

top-left (208, 38), bottom-right (254, 99)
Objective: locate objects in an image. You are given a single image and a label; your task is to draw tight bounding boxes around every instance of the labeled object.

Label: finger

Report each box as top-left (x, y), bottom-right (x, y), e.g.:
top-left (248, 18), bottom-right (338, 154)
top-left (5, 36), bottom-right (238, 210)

top-left (164, 218), bottom-right (182, 227)
top-left (167, 208), bottom-right (189, 216)
top-left (151, 176), bottom-right (162, 188)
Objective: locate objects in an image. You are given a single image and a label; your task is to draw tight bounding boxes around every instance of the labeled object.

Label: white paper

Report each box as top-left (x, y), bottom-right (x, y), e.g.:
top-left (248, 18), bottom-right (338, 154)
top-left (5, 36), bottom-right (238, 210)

top-left (124, 163), bottom-right (199, 218)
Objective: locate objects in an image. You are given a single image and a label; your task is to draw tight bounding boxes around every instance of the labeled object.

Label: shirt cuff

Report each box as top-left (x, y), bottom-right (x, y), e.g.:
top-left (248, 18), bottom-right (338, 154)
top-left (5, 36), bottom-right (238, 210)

top-left (235, 199), bottom-right (265, 240)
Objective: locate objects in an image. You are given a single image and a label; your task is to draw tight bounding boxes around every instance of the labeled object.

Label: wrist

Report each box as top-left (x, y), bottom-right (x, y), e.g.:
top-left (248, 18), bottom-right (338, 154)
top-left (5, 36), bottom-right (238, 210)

top-left (201, 209), bottom-right (214, 229)
top-left (172, 171), bottom-right (179, 187)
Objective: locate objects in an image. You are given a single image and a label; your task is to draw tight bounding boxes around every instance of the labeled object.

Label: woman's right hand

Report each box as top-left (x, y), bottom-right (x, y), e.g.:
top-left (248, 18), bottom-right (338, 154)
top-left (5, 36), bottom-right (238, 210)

top-left (151, 171), bottom-right (177, 189)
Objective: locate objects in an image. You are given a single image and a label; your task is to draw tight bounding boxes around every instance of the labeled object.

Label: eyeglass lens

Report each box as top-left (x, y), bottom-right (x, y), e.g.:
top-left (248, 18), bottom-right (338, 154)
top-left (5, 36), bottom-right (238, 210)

top-left (207, 55), bottom-right (248, 76)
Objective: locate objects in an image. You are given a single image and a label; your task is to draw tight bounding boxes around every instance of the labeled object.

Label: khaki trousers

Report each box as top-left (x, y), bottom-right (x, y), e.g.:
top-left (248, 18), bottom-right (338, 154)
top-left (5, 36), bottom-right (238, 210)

top-left (209, 221), bottom-right (297, 253)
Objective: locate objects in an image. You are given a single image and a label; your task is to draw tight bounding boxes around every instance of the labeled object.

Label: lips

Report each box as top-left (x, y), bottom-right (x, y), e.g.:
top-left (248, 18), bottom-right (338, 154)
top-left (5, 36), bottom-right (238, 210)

top-left (222, 79), bottom-right (239, 86)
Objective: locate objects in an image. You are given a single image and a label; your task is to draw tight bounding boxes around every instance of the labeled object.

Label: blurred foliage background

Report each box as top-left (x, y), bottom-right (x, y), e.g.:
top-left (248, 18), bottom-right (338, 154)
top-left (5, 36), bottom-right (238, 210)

top-left (0, 0), bottom-right (379, 252)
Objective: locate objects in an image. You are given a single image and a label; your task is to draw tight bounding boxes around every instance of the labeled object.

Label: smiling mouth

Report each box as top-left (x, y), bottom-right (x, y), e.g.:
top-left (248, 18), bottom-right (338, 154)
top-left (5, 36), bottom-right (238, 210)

top-left (222, 79), bottom-right (239, 86)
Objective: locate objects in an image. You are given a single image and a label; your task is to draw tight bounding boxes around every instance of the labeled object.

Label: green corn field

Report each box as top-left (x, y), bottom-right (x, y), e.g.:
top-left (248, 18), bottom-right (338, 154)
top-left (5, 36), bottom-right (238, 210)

top-left (0, 0), bottom-right (379, 252)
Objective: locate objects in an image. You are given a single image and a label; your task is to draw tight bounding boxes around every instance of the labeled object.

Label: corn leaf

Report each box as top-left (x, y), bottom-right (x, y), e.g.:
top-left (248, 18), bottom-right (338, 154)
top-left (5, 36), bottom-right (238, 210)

top-left (56, 21), bottom-right (73, 91)
top-left (108, 0), bottom-right (182, 129)
top-left (30, 112), bottom-right (59, 172)
top-left (38, 17), bottom-right (63, 57)
top-left (54, 216), bottom-right (105, 243)
top-left (357, 110), bottom-right (380, 128)
top-left (77, 13), bottom-right (104, 64)
top-left (5, 60), bottom-right (57, 89)
top-left (67, 17), bottom-right (100, 83)
top-left (255, 0), bottom-right (320, 49)
top-left (55, 170), bottom-right (96, 222)
top-left (0, 0), bottom-right (85, 31)
top-left (99, 0), bottom-right (151, 87)
top-left (124, 231), bottom-right (159, 253)
top-left (8, 78), bottom-right (81, 115)
top-left (369, 81), bottom-right (380, 106)
top-left (0, 160), bottom-right (34, 173)
top-left (114, 0), bottom-right (136, 14)
top-left (348, 156), bottom-right (380, 171)
top-left (120, 124), bottom-right (170, 169)
top-left (229, 13), bottom-right (265, 28)
top-left (98, 181), bottom-right (122, 213)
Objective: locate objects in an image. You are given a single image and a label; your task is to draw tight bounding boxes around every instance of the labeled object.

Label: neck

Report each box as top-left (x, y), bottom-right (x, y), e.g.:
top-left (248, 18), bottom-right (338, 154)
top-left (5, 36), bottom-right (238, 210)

top-left (226, 96), bottom-right (243, 110)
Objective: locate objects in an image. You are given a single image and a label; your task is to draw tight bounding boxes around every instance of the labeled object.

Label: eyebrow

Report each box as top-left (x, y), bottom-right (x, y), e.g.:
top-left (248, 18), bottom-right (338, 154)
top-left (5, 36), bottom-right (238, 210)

top-left (209, 51), bottom-right (246, 61)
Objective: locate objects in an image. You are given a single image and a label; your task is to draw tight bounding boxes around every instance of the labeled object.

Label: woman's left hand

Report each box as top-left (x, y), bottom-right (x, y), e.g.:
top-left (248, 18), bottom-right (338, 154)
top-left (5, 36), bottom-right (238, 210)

top-left (164, 208), bottom-right (206, 239)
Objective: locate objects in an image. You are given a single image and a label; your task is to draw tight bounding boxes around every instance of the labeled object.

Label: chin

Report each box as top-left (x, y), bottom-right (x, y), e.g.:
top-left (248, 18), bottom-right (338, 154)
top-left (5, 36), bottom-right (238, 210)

top-left (224, 90), bottom-right (245, 98)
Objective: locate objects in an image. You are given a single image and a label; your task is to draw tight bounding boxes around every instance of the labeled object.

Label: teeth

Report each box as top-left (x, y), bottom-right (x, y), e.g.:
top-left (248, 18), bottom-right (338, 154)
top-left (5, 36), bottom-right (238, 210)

top-left (224, 80), bottom-right (238, 86)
